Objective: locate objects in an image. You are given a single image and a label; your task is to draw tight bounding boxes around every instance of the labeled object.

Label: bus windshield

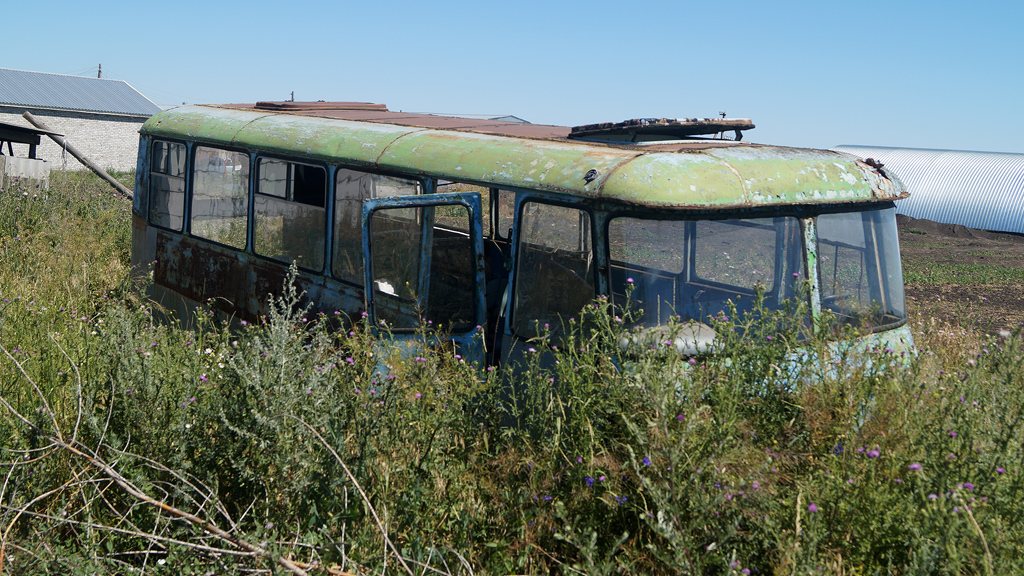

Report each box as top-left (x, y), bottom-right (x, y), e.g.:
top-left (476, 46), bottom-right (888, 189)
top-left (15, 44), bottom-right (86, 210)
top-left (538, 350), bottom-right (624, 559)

top-left (609, 216), bottom-right (805, 329)
top-left (816, 207), bottom-right (906, 331)
top-left (608, 208), bottom-right (906, 337)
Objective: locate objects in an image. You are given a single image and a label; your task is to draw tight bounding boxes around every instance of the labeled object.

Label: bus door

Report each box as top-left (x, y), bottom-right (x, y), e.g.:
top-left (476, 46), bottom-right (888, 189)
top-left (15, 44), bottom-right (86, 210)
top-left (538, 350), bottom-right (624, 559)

top-left (362, 192), bottom-right (486, 365)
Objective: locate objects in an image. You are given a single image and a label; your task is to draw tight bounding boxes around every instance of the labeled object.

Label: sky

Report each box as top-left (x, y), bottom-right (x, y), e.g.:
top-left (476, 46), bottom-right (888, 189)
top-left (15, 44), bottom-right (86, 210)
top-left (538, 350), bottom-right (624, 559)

top-left (7, 0), bottom-right (1024, 153)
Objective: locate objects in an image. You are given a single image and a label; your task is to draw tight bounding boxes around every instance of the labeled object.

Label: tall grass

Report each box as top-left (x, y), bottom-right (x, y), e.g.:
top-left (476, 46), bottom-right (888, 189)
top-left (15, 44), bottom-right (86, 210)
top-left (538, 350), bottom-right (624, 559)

top-left (1, 173), bottom-right (1023, 574)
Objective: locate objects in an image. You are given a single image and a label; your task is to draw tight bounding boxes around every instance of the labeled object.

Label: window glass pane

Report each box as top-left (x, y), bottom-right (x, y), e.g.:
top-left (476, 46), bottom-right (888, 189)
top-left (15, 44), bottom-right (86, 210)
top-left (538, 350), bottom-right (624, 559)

top-left (258, 159), bottom-right (288, 198)
top-left (369, 204), bottom-right (475, 332)
top-left (435, 182), bottom-right (490, 237)
top-left (817, 208), bottom-right (906, 331)
top-left (609, 216), bottom-right (804, 328)
top-left (427, 205), bottom-right (476, 331)
top-left (191, 147), bottom-right (249, 248)
top-left (333, 170), bottom-right (421, 285)
top-left (496, 189), bottom-right (515, 239)
top-left (149, 140), bottom-right (186, 230)
top-left (255, 159), bottom-right (326, 270)
top-left (512, 203), bottom-right (594, 338)
top-left (694, 219), bottom-right (784, 289)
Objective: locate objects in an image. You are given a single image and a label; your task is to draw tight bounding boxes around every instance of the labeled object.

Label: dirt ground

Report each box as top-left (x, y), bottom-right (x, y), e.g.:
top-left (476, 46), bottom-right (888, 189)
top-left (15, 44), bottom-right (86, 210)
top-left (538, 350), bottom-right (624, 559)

top-left (898, 214), bottom-right (1024, 331)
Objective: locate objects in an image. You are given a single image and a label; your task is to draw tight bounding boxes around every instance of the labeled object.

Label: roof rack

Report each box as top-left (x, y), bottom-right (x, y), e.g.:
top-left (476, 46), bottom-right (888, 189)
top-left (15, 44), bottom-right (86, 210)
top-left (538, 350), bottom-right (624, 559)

top-left (568, 117), bottom-right (754, 143)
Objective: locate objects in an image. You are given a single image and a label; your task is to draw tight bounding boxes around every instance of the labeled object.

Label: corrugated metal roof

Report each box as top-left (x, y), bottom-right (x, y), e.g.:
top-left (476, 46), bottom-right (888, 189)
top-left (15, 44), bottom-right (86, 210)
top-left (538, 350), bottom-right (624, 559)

top-left (832, 145), bottom-right (1024, 234)
top-left (0, 68), bottom-right (162, 117)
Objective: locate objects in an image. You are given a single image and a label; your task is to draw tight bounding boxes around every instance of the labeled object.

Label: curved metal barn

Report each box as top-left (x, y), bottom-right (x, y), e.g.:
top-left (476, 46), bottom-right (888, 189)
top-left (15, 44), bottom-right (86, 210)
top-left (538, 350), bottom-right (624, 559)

top-left (832, 145), bottom-right (1024, 234)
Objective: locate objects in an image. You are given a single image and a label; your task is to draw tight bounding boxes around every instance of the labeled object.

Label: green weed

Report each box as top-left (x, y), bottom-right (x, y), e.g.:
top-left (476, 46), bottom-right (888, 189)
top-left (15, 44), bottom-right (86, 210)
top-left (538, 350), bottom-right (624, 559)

top-left (2, 173), bottom-right (1024, 574)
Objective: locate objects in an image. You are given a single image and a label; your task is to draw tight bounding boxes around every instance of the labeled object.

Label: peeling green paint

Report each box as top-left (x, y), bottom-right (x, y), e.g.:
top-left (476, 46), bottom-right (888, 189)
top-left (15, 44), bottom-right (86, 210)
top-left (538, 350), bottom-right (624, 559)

top-left (141, 105), bottom-right (907, 209)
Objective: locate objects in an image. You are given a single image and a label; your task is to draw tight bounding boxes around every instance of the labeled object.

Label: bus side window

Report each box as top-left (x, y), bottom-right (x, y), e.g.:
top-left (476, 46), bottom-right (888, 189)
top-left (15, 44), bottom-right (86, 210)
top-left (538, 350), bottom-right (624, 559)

top-left (333, 170), bottom-right (420, 286)
top-left (434, 182), bottom-right (492, 238)
top-left (496, 189), bottom-right (515, 239)
top-left (149, 140), bottom-right (186, 231)
top-left (191, 146), bottom-right (249, 249)
top-left (254, 158), bottom-right (326, 271)
top-left (511, 202), bottom-right (595, 339)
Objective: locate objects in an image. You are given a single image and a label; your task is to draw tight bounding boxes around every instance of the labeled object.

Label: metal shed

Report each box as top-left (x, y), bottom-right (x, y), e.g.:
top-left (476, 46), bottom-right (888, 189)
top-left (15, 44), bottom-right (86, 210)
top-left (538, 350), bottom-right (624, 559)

top-left (832, 145), bottom-right (1024, 234)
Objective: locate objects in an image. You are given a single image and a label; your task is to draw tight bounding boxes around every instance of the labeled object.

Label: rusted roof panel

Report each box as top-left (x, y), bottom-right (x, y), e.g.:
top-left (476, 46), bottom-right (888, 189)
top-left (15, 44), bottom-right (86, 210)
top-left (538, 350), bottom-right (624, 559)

top-left (218, 102), bottom-right (571, 139)
top-left (254, 101), bottom-right (387, 112)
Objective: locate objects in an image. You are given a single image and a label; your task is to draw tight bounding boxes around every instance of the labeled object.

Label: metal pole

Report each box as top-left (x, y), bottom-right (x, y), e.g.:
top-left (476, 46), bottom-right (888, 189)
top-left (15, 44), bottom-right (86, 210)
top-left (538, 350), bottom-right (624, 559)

top-left (21, 111), bottom-right (133, 199)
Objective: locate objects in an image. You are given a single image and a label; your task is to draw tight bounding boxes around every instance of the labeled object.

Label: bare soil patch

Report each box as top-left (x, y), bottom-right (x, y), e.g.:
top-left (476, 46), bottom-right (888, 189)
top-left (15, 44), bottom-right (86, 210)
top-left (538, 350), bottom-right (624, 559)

top-left (898, 214), bottom-right (1024, 331)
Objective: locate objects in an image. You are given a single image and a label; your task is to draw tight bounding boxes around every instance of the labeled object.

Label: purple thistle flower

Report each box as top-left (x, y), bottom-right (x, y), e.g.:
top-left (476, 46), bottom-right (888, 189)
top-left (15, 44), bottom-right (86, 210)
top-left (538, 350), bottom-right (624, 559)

top-left (808, 502), bottom-right (819, 513)
top-left (964, 482), bottom-right (975, 491)
top-left (997, 467), bottom-right (1006, 474)
top-left (909, 463), bottom-right (922, 471)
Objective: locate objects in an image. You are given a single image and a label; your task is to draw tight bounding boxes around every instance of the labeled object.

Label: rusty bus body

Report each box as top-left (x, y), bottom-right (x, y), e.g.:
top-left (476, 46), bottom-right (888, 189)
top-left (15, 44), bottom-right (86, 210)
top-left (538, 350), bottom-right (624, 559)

top-left (132, 102), bottom-right (913, 366)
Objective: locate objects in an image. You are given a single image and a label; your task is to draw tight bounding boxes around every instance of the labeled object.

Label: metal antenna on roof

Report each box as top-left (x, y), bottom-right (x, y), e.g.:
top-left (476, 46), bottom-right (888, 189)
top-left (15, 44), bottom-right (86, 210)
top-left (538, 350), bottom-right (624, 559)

top-left (290, 91), bottom-right (295, 102)
top-left (98, 64), bottom-right (102, 79)
top-left (719, 111), bottom-right (727, 118)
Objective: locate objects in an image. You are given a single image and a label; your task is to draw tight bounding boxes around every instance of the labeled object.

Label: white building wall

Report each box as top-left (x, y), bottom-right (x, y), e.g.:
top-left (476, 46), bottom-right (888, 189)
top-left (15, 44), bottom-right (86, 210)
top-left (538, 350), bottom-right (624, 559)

top-left (0, 106), bottom-right (146, 172)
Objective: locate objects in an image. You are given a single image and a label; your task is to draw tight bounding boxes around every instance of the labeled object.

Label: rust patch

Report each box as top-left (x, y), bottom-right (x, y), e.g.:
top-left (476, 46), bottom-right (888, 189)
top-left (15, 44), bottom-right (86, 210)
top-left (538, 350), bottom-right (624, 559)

top-left (155, 232), bottom-right (248, 316)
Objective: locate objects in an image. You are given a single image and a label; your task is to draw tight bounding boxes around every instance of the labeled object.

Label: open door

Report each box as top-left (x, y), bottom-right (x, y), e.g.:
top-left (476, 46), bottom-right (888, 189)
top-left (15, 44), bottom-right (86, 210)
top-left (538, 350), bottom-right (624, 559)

top-left (362, 192), bottom-right (486, 365)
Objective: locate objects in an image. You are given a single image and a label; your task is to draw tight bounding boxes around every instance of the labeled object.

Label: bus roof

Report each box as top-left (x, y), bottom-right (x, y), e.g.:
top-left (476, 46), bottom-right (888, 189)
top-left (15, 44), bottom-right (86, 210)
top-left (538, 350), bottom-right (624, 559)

top-left (140, 103), bottom-right (907, 209)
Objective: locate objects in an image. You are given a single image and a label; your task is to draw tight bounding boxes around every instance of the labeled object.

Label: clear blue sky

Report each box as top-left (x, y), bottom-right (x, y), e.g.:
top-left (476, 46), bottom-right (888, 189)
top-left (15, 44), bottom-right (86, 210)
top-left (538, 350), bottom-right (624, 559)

top-left (9, 1), bottom-right (1023, 153)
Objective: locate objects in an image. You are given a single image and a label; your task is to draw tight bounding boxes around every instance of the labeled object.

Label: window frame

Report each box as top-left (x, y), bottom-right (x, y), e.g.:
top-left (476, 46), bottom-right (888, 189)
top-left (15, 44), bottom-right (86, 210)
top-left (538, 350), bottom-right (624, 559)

top-left (147, 139), bottom-right (188, 232)
top-left (189, 145), bottom-right (251, 250)
top-left (509, 196), bottom-right (597, 339)
top-left (252, 156), bottom-right (329, 272)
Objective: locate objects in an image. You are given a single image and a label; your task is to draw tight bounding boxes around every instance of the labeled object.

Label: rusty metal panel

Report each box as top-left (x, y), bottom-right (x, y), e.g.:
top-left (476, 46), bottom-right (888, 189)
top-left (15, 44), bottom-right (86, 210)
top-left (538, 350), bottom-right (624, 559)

top-left (216, 102), bottom-right (573, 139)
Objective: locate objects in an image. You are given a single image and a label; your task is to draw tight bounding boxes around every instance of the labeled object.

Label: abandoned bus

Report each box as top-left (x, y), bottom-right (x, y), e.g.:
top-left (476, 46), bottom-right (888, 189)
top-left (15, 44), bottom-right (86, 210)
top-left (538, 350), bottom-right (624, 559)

top-left (132, 101), bottom-right (912, 366)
